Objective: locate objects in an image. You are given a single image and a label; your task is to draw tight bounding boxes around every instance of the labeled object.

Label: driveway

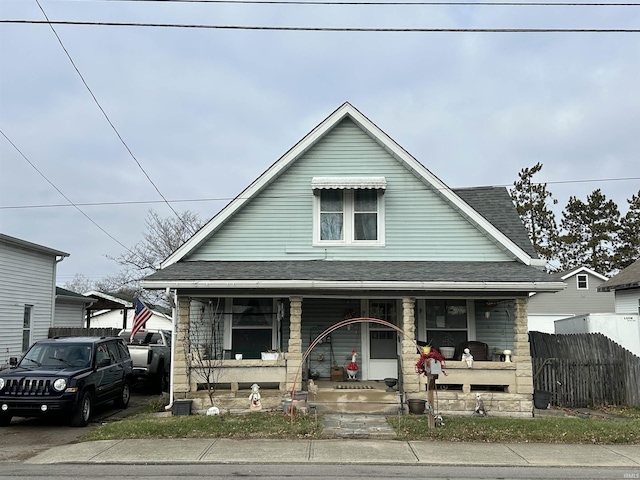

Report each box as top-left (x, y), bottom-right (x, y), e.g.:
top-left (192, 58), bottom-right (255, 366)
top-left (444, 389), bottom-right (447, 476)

top-left (0, 390), bottom-right (163, 464)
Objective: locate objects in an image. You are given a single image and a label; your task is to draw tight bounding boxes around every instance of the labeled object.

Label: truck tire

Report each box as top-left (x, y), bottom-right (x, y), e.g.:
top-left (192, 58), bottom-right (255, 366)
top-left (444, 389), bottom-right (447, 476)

top-left (71, 390), bottom-right (92, 427)
top-left (114, 380), bottom-right (131, 409)
top-left (153, 364), bottom-right (166, 393)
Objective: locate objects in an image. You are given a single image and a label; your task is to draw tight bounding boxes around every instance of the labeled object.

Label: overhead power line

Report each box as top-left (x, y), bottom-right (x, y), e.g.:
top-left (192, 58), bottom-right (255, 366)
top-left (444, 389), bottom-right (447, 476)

top-left (2, 177), bottom-right (638, 210)
top-left (33, 0), bottom-right (197, 235)
top-left (73, 0), bottom-right (640, 5)
top-left (0, 128), bottom-right (134, 253)
top-left (4, 19), bottom-right (640, 32)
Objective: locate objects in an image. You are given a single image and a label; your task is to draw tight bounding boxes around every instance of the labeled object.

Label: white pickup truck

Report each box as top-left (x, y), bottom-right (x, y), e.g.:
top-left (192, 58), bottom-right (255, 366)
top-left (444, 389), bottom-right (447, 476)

top-left (119, 330), bottom-right (171, 393)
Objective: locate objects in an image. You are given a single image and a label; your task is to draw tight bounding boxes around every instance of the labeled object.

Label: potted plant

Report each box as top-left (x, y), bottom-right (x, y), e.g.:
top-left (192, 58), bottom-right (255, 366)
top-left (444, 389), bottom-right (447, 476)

top-left (439, 333), bottom-right (456, 359)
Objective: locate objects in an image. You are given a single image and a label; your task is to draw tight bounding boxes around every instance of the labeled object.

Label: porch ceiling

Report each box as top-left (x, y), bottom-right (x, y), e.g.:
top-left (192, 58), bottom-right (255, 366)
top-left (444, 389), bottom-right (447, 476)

top-left (142, 260), bottom-right (565, 294)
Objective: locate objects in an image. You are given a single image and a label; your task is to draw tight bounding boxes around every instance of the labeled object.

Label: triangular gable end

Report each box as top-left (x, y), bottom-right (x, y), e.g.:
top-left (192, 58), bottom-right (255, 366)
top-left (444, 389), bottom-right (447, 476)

top-left (162, 102), bottom-right (538, 268)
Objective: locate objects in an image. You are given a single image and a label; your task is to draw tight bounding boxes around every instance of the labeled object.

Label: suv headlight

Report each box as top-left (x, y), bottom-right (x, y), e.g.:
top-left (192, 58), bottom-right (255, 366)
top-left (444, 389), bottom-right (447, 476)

top-left (0, 378), bottom-right (4, 390)
top-left (53, 378), bottom-right (67, 392)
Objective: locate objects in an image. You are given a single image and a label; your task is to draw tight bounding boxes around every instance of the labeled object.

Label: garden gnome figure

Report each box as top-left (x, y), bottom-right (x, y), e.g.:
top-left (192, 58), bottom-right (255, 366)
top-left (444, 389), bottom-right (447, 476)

top-left (346, 350), bottom-right (358, 380)
top-left (249, 383), bottom-right (262, 411)
top-left (462, 348), bottom-right (474, 368)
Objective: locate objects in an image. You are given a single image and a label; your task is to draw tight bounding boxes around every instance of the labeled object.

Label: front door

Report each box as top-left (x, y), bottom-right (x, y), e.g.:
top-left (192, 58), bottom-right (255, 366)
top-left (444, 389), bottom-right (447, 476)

top-left (366, 300), bottom-right (399, 380)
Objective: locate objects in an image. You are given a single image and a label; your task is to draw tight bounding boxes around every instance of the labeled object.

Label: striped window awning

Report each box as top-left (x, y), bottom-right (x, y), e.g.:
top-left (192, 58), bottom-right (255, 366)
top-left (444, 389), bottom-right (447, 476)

top-left (311, 176), bottom-right (387, 190)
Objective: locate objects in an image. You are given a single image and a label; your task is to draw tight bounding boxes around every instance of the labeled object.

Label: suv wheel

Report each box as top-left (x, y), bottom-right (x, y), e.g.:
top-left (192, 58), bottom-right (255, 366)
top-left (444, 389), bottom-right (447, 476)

top-left (154, 365), bottom-right (167, 394)
top-left (114, 381), bottom-right (131, 409)
top-left (71, 390), bottom-right (92, 427)
top-left (0, 413), bottom-right (12, 427)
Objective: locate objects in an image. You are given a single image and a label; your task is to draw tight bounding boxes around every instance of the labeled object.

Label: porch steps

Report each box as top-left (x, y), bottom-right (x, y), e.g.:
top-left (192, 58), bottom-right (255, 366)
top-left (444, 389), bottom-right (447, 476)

top-left (310, 388), bottom-right (402, 414)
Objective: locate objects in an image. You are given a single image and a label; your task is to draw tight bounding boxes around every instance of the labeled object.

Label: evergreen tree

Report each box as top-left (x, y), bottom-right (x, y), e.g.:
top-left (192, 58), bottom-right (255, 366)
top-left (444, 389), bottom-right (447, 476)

top-left (615, 189), bottom-right (640, 270)
top-left (510, 162), bottom-right (559, 265)
top-left (557, 189), bottom-right (620, 276)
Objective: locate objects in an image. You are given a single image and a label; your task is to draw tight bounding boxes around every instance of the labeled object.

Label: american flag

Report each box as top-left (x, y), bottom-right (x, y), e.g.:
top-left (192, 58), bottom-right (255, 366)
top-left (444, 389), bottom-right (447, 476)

top-left (130, 298), bottom-right (152, 342)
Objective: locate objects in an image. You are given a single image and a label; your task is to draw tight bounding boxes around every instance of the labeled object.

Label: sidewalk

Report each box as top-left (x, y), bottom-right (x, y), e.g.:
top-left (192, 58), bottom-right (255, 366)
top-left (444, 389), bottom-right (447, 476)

top-left (26, 438), bottom-right (640, 467)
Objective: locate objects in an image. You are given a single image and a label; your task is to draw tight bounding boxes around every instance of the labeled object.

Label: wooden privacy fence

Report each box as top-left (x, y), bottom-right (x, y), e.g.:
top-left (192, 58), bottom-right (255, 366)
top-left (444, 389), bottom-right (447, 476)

top-left (48, 327), bottom-right (121, 338)
top-left (530, 331), bottom-right (640, 408)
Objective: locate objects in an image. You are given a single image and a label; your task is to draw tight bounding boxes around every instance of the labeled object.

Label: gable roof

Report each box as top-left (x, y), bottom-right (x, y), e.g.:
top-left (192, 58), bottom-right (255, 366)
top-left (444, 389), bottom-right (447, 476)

top-left (160, 103), bottom-right (542, 269)
top-left (558, 266), bottom-right (609, 282)
top-left (598, 258), bottom-right (640, 292)
top-left (56, 287), bottom-right (96, 305)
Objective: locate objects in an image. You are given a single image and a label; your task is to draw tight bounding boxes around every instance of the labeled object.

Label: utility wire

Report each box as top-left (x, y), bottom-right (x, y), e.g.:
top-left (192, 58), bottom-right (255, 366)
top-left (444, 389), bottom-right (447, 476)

top-left (5, 18), bottom-right (640, 32)
top-left (33, 0), bottom-right (197, 235)
top-left (2, 177), bottom-right (638, 209)
top-left (0, 128), bottom-right (134, 252)
top-left (69, 0), bottom-right (640, 6)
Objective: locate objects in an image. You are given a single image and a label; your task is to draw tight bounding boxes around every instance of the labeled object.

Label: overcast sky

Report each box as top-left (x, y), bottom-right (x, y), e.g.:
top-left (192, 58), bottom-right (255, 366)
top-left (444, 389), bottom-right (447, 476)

top-left (1, 0), bottom-right (639, 286)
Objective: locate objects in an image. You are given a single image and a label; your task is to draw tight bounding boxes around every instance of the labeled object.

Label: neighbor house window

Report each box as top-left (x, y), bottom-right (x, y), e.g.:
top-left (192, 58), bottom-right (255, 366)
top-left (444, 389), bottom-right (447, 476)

top-left (230, 298), bottom-right (275, 359)
top-left (22, 305), bottom-right (33, 352)
top-left (425, 300), bottom-right (469, 351)
top-left (577, 274), bottom-right (588, 290)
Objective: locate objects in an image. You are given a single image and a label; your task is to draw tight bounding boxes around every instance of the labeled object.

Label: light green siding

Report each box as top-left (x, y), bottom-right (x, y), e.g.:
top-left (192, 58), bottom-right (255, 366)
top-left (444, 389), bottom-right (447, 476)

top-left (188, 118), bottom-right (512, 262)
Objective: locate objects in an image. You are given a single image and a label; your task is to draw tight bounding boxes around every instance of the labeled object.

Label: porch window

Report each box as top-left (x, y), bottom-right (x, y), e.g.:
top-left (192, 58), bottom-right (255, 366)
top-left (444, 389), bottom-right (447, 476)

top-left (22, 305), bottom-right (32, 352)
top-left (425, 300), bottom-right (468, 351)
top-left (231, 298), bottom-right (274, 359)
top-left (312, 177), bottom-right (385, 245)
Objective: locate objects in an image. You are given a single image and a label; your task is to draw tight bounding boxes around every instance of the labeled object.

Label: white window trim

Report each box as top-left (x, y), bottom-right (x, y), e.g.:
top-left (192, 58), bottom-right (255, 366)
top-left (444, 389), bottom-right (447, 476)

top-left (22, 305), bottom-right (33, 352)
top-left (312, 189), bottom-right (386, 246)
top-left (576, 274), bottom-right (588, 290)
top-left (223, 298), bottom-right (278, 352)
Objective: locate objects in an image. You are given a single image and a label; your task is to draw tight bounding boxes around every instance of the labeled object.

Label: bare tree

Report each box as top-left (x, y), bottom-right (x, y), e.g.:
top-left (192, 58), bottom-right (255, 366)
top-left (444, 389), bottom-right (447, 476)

top-left (63, 273), bottom-right (95, 294)
top-left (186, 299), bottom-right (225, 407)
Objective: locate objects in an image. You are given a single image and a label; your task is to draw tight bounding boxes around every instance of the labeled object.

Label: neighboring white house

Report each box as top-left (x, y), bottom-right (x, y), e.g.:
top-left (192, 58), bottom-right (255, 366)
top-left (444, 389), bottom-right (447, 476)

top-left (54, 287), bottom-right (96, 328)
top-left (598, 258), bottom-right (640, 315)
top-left (527, 266), bottom-right (614, 333)
top-left (0, 233), bottom-right (70, 362)
top-left (83, 291), bottom-right (172, 331)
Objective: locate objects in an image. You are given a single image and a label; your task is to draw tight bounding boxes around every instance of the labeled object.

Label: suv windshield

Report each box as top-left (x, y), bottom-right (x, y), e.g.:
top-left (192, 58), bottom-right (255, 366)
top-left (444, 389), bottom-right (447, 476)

top-left (22, 344), bottom-right (92, 368)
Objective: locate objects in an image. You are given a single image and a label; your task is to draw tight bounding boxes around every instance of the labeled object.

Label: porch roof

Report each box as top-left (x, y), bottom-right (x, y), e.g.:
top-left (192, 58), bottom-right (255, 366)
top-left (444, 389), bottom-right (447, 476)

top-left (142, 260), bottom-right (565, 293)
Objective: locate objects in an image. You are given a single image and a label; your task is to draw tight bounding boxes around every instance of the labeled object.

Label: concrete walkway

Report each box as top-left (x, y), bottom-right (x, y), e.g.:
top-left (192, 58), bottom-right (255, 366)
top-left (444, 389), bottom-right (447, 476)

top-left (25, 437), bottom-right (640, 467)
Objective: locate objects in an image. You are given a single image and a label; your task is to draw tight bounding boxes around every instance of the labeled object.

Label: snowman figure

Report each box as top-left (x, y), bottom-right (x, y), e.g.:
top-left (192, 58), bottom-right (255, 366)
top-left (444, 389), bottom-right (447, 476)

top-left (249, 383), bottom-right (262, 411)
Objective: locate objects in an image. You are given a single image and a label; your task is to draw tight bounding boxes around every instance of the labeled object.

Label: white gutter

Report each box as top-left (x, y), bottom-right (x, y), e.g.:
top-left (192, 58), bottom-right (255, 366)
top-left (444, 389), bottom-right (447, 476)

top-left (143, 279), bottom-right (567, 293)
top-left (164, 288), bottom-right (178, 413)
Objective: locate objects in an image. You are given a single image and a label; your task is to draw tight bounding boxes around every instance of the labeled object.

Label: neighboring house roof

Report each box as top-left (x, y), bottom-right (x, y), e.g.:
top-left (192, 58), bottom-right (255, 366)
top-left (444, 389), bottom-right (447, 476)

top-left (161, 102), bottom-right (543, 269)
top-left (56, 287), bottom-right (96, 305)
top-left (144, 260), bottom-right (564, 292)
top-left (83, 291), bottom-right (170, 316)
top-left (559, 266), bottom-right (609, 282)
top-left (598, 258), bottom-right (640, 292)
top-left (0, 233), bottom-right (69, 258)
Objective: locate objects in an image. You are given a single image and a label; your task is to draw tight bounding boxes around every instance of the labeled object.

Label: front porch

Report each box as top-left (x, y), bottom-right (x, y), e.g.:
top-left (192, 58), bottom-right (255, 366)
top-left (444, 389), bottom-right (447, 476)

top-left (172, 296), bottom-right (534, 417)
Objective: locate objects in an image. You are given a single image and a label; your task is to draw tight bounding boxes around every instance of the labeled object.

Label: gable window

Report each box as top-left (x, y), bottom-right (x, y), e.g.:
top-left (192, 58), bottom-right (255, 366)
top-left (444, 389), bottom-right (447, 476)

top-left (577, 274), bottom-right (588, 290)
top-left (312, 177), bottom-right (386, 245)
top-left (22, 305), bottom-right (33, 352)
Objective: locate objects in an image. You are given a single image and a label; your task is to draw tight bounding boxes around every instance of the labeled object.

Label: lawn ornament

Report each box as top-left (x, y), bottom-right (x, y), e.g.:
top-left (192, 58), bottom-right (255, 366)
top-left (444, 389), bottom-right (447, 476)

top-left (249, 383), bottom-right (262, 411)
top-left (346, 350), bottom-right (358, 380)
top-left (462, 348), bottom-right (474, 368)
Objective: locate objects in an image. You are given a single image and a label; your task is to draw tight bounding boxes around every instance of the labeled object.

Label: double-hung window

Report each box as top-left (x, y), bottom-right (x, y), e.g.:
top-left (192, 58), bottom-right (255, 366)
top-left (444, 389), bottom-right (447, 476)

top-left (576, 274), bottom-right (588, 290)
top-left (313, 177), bottom-right (386, 245)
top-left (230, 298), bottom-right (275, 359)
top-left (22, 305), bottom-right (33, 352)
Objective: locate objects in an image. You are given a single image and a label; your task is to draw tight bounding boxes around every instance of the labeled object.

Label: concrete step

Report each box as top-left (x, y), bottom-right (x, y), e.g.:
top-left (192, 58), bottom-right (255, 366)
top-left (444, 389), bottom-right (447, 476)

top-left (310, 388), bottom-right (401, 414)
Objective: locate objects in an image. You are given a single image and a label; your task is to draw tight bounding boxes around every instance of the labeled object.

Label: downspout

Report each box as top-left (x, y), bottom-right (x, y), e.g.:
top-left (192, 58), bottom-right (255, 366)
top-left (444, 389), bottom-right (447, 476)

top-left (165, 288), bottom-right (178, 412)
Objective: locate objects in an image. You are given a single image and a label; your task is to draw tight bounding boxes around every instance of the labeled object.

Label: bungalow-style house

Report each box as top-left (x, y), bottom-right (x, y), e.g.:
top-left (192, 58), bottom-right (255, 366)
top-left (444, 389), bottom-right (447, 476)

top-left (598, 258), bottom-right (640, 314)
top-left (527, 266), bottom-right (614, 333)
top-left (83, 291), bottom-right (172, 331)
top-left (0, 233), bottom-right (70, 362)
top-left (142, 103), bottom-right (565, 417)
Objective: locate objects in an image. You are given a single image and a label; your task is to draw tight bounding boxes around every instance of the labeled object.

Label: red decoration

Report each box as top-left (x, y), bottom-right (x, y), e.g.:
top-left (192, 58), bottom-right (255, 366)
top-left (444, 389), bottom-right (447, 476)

top-left (415, 349), bottom-right (447, 376)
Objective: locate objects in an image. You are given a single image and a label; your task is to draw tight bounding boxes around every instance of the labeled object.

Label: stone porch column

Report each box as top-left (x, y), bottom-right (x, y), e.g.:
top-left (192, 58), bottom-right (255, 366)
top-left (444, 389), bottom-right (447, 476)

top-left (400, 297), bottom-right (419, 395)
top-left (512, 297), bottom-right (534, 409)
top-left (285, 296), bottom-right (303, 391)
top-left (173, 296), bottom-right (191, 397)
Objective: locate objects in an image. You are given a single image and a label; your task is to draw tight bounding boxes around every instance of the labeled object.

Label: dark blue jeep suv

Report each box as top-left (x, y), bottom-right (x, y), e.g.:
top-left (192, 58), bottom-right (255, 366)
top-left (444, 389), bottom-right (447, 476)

top-left (0, 336), bottom-right (133, 427)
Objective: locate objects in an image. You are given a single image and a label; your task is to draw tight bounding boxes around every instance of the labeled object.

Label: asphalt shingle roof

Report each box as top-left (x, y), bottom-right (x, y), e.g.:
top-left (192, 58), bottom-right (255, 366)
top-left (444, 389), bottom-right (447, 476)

top-left (598, 258), bottom-right (640, 291)
top-left (145, 260), bottom-right (557, 284)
